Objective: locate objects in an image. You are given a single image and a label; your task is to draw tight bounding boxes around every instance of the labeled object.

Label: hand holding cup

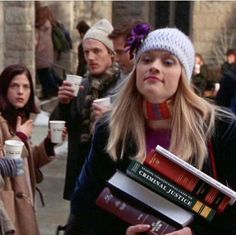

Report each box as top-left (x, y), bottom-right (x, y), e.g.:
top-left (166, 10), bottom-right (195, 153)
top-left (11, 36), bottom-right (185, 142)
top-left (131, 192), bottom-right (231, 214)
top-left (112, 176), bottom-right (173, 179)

top-left (66, 74), bottom-right (82, 96)
top-left (49, 120), bottom-right (66, 144)
top-left (58, 81), bottom-right (76, 104)
top-left (92, 97), bottom-right (111, 120)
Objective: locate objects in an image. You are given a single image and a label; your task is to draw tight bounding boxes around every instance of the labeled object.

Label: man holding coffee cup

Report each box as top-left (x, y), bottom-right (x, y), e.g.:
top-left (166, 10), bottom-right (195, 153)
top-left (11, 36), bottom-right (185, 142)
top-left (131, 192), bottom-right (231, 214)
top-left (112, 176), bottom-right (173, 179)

top-left (50, 18), bottom-right (121, 201)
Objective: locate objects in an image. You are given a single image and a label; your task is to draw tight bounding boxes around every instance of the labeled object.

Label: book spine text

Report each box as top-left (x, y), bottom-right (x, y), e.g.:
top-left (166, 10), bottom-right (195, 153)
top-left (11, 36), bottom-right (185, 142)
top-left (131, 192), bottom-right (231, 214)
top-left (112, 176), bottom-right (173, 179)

top-left (144, 149), bottom-right (230, 214)
top-left (127, 160), bottom-right (216, 221)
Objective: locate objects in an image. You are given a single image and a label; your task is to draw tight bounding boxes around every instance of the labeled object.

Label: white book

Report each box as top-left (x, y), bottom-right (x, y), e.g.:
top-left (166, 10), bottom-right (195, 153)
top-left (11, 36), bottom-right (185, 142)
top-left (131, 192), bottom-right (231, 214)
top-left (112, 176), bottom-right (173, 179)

top-left (155, 145), bottom-right (236, 205)
top-left (108, 171), bottom-right (194, 227)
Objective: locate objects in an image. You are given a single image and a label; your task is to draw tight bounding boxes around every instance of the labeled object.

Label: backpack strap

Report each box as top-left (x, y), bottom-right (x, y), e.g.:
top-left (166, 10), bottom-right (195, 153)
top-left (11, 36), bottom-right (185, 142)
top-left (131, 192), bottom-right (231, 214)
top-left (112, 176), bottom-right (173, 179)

top-left (208, 140), bottom-right (218, 180)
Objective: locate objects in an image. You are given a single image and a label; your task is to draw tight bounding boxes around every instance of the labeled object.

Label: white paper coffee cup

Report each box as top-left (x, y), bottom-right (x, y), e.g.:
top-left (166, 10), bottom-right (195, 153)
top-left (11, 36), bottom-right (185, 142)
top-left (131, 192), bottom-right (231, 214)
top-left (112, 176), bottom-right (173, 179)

top-left (215, 83), bottom-right (220, 92)
top-left (66, 74), bottom-right (82, 96)
top-left (93, 97), bottom-right (111, 108)
top-left (5, 140), bottom-right (24, 159)
top-left (49, 120), bottom-right (65, 144)
top-left (194, 64), bottom-right (200, 74)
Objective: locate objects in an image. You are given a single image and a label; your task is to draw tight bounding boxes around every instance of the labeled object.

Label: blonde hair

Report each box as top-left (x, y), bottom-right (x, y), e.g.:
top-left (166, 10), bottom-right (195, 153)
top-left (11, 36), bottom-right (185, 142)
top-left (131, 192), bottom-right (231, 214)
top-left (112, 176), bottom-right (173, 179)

top-left (106, 67), bottom-right (233, 169)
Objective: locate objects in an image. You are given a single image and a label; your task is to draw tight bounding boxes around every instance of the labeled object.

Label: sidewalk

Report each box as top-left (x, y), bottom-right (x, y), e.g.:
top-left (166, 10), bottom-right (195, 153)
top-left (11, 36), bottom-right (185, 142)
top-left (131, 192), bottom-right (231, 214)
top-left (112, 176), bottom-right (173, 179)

top-left (32, 111), bottom-right (69, 235)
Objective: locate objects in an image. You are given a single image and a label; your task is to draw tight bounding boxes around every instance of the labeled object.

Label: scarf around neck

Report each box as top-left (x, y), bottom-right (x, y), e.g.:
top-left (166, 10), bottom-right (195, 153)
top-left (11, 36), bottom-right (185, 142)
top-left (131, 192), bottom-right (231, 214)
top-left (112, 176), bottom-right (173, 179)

top-left (80, 63), bottom-right (120, 143)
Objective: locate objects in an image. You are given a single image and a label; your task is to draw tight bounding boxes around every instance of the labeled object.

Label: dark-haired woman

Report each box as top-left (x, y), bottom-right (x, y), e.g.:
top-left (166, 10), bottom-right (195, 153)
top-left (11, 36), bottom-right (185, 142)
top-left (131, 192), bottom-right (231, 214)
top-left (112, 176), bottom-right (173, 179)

top-left (0, 64), bottom-right (59, 235)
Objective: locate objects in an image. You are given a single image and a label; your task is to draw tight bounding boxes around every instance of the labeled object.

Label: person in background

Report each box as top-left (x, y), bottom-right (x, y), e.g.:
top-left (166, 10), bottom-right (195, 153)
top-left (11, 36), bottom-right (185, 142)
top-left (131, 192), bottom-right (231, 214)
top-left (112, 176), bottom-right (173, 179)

top-left (76, 20), bottom-right (90, 76)
top-left (191, 53), bottom-right (208, 96)
top-left (50, 18), bottom-right (120, 201)
top-left (35, 5), bottom-right (61, 99)
top-left (221, 48), bottom-right (236, 75)
top-left (108, 19), bottom-right (149, 78)
top-left (0, 64), bottom-right (64, 235)
top-left (65, 26), bottom-right (236, 235)
top-left (216, 52), bottom-right (236, 114)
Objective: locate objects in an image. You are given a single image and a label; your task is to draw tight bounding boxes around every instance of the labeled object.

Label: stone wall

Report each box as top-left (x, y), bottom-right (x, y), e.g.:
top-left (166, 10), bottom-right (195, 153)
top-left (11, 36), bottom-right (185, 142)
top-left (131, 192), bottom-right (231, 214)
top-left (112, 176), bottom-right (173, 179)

top-left (1, 1), bottom-right (236, 86)
top-left (192, 1), bottom-right (236, 67)
top-left (0, 2), bottom-right (34, 78)
top-left (112, 1), bottom-right (154, 26)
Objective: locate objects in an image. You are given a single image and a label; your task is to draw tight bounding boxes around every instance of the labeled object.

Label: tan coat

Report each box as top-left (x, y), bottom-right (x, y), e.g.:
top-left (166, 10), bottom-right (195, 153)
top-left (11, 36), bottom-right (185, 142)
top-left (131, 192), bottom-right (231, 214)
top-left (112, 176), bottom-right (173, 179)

top-left (0, 198), bottom-right (15, 235)
top-left (0, 115), bottom-right (54, 235)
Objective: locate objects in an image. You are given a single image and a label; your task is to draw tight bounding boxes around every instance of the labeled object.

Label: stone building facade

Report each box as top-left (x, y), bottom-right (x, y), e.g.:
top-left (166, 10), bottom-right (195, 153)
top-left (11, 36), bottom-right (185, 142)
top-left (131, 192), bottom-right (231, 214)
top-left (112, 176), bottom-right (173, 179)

top-left (0, 1), bottom-right (235, 85)
top-left (193, 2), bottom-right (236, 66)
top-left (0, 2), bottom-right (34, 75)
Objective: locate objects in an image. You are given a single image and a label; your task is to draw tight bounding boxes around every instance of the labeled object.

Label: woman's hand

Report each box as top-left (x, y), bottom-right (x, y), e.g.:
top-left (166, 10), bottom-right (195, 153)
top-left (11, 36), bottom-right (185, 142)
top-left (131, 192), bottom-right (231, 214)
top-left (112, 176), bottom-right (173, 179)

top-left (165, 227), bottom-right (193, 235)
top-left (125, 225), bottom-right (192, 235)
top-left (126, 224), bottom-right (150, 235)
top-left (16, 116), bottom-right (33, 138)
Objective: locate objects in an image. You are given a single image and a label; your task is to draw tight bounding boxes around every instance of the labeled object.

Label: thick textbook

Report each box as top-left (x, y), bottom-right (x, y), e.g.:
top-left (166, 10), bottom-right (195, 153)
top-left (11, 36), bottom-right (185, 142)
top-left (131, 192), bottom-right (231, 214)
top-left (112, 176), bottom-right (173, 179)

top-left (107, 170), bottom-right (194, 228)
top-left (144, 145), bottom-right (236, 213)
top-left (127, 160), bottom-right (216, 221)
top-left (96, 187), bottom-right (177, 235)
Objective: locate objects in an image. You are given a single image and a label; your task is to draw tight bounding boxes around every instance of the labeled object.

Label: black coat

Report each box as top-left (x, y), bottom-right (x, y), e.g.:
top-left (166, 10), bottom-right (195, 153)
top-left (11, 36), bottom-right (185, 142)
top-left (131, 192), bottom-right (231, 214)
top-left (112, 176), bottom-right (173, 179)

top-left (70, 116), bottom-right (236, 235)
top-left (216, 68), bottom-right (236, 114)
top-left (50, 72), bottom-right (120, 200)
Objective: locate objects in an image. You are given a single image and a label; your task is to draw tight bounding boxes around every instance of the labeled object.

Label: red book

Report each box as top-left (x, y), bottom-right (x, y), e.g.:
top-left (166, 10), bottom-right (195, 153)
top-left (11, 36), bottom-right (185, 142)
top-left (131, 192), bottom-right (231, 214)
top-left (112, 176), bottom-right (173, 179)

top-left (96, 187), bottom-right (177, 235)
top-left (144, 149), bottom-right (231, 214)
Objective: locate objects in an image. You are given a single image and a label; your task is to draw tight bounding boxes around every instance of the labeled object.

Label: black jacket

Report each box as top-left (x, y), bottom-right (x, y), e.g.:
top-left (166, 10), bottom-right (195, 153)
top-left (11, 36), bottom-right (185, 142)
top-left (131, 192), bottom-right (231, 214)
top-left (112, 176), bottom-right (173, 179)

top-left (216, 68), bottom-right (236, 114)
top-left (70, 116), bottom-right (236, 235)
top-left (50, 71), bottom-right (120, 200)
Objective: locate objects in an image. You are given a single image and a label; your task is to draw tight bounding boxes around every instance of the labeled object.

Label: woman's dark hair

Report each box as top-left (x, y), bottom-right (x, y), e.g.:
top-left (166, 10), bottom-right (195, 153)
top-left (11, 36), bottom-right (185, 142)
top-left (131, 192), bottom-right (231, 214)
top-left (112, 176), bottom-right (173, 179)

top-left (76, 20), bottom-right (90, 34)
top-left (0, 64), bottom-right (39, 130)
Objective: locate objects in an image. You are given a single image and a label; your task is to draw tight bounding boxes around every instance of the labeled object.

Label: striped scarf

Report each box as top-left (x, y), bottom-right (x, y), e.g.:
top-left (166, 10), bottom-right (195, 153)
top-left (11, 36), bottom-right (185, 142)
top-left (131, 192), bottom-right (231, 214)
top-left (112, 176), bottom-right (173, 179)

top-left (80, 64), bottom-right (120, 143)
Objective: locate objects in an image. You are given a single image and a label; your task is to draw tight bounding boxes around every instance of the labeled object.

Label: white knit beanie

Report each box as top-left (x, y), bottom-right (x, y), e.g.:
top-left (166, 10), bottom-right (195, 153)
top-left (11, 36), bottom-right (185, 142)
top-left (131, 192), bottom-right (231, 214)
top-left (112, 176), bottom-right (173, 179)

top-left (136, 28), bottom-right (195, 81)
top-left (83, 18), bottom-right (114, 54)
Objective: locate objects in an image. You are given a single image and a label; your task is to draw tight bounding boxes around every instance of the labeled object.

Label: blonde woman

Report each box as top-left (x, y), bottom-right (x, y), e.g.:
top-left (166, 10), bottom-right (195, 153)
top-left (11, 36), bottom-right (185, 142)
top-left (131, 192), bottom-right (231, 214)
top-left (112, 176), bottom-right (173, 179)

top-left (66, 26), bottom-right (236, 235)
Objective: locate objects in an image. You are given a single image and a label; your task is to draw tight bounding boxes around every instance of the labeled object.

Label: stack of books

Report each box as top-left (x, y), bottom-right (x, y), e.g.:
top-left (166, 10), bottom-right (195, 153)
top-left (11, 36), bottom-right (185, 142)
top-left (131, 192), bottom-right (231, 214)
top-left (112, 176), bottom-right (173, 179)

top-left (96, 145), bottom-right (236, 235)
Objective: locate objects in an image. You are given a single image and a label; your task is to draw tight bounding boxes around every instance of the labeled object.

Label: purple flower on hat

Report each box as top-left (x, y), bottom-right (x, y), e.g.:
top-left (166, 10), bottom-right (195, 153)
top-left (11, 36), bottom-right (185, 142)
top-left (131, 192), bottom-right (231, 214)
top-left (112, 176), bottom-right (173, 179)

top-left (125, 23), bottom-right (152, 59)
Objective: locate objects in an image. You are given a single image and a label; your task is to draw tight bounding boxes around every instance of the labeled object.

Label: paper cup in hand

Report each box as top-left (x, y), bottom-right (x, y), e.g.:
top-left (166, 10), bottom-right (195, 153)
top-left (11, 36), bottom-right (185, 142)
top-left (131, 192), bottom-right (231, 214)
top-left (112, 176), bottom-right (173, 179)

top-left (66, 74), bottom-right (82, 96)
top-left (5, 140), bottom-right (24, 159)
top-left (49, 120), bottom-right (65, 144)
top-left (93, 97), bottom-right (111, 109)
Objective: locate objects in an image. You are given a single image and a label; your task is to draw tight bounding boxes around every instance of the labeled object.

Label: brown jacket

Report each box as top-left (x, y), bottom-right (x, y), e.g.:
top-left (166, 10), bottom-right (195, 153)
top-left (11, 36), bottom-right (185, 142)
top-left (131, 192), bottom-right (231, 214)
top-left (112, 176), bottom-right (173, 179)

top-left (0, 115), bottom-right (54, 235)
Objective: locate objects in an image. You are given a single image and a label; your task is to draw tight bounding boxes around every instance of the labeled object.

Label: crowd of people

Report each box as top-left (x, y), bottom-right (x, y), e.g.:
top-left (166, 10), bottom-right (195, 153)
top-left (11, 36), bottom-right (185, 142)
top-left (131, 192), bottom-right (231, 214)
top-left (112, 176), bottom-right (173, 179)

top-left (0, 9), bottom-right (235, 235)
